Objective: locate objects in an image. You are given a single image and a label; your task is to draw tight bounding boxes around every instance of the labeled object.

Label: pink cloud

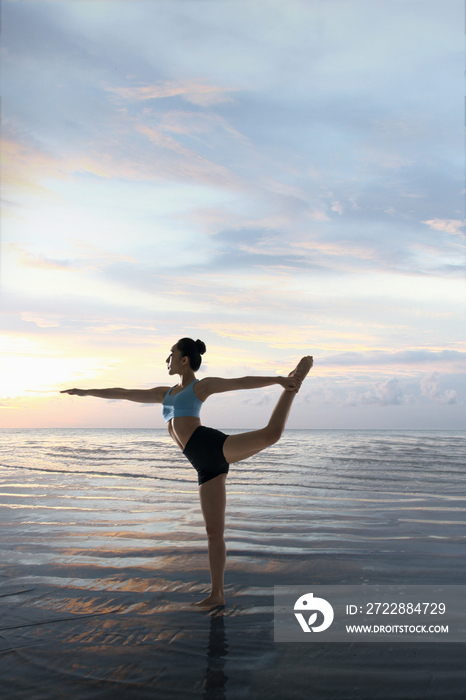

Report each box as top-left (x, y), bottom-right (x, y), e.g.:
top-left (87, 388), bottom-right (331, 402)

top-left (104, 80), bottom-right (238, 106)
top-left (422, 219), bottom-right (465, 236)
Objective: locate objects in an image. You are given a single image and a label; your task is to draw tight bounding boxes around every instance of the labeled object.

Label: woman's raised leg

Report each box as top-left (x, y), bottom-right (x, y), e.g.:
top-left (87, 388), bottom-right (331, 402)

top-left (222, 356), bottom-right (313, 464)
top-left (193, 473), bottom-right (227, 607)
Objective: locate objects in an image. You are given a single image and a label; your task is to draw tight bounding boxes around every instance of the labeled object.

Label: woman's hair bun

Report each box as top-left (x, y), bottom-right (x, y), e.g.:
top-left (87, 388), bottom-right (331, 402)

top-left (195, 339), bottom-right (206, 355)
top-left (176, 337), bottom-right (205, 370)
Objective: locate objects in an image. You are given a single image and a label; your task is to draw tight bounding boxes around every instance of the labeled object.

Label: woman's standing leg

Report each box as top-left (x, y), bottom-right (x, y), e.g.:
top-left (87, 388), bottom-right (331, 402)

top-left (222, 356), bottom-right (313, 464)
top-left (194, 473), bottom-right (227, 606)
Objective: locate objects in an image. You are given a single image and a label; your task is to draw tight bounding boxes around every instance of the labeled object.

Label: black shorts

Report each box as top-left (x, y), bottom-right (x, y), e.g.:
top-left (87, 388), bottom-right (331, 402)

top-left (183, 426), bottom-right (230, 485)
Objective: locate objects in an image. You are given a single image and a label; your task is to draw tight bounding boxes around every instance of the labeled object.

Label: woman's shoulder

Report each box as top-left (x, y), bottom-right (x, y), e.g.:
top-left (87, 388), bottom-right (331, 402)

top-left (193, 376), bottom-right (216, 401)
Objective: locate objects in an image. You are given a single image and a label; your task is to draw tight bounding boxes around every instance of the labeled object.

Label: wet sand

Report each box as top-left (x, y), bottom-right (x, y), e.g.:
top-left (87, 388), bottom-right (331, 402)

top-left (0, 551), bottom-right (466, 700)
top-left (1, 520), bottom-right (465, 699)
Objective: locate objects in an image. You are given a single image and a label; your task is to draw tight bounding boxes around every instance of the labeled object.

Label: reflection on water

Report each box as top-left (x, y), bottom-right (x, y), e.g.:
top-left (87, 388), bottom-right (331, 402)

top-left (203, 611), bottom-right (229, 700)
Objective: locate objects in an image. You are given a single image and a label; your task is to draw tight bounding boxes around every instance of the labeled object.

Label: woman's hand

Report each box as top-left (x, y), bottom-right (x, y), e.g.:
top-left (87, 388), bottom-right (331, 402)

top-left (60, 388), bottom-right (88, 396)
top-left (278, 376), bottom-right (302, 392)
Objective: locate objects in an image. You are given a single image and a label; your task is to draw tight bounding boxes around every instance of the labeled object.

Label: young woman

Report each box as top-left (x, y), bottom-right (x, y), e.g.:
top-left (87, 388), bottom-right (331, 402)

top-left (61, 338), bottom-right (313, 607)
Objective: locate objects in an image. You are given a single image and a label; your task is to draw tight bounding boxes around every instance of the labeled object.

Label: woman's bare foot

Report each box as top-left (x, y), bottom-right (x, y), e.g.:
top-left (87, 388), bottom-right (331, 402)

top-left (289, 355), bottom-right (313, 382)
top-left (192, 593), bottom-right (225, 607)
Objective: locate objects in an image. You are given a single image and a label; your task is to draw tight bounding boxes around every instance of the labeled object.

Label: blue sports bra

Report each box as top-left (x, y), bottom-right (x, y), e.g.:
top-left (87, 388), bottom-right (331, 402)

top-left (162, 379), bottom-right (203, 423)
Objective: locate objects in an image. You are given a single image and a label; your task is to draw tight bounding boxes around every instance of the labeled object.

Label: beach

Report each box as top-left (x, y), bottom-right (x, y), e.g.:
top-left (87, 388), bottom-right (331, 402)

top-left (1, 428), bottom-right (465, 699)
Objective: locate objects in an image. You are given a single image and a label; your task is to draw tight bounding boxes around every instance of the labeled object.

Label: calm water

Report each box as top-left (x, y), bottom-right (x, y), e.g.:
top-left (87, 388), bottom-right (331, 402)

top-left (1, 429), bottom-right (465, 699)
top-left (0, 428), bottom-right (465, 557)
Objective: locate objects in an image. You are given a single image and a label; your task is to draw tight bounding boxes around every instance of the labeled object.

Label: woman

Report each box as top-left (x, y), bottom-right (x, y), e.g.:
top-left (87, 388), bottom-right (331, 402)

top-left (61, 338), bottom-right (313, 607)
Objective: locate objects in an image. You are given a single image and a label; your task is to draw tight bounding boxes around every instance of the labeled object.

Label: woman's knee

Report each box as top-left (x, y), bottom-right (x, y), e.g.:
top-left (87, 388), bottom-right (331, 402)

top-left (205, 524), bottom-right (225, 542)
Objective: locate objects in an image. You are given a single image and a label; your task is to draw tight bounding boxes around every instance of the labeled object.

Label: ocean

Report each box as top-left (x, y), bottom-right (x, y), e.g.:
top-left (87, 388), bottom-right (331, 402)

top-left (1, 428), bottom-right (465, 699)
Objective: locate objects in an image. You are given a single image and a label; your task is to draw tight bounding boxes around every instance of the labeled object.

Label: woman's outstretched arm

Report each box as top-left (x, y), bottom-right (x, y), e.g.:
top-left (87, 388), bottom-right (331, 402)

top-left (196, 375), bottom-right (301, 401)
top-left (60, 386), bottom-right (170, 403)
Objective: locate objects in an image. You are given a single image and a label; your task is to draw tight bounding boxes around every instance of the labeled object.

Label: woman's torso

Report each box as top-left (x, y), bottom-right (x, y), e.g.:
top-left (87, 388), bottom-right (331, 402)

top-left (167, 416), bottom-right (201, 450)
top-left (163, 379), bottom-right (203, 450)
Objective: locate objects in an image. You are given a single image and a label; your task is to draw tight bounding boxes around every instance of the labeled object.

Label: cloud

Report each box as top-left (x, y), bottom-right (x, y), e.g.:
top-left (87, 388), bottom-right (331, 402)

top-left (104, 80), bottom-right (238, 107)
top-left (207, 227), bottom-right (321, 271)
top-left (1, 135), bottom-right (67, 198)
top-left (304, 377), bottom-right (418, 408)
top-left (8, 243), bottom-right (136, 273)
top-left (303, 370), bottom-right (463, 411)
top-left (20, 313), bottom-right (61, 329)
top-left (319, 350), bottom-right (466, 368)
top-left (345, 377), bottom-right (408, 407)
top-left (135, 124), bottom-right (196, 157)
top-left (1, 132), bottom-right (150, 195)
top-left (149, 109), bottom-right (248, 144)
top-left (422, 219), bottom-right (465, 236)
top-left (330, 201), bottom-right (344, 215)
top-left (241, 393), bottom-right (273, 407)
top-left (420, 372), bottom-right (457, 405)
top-left (8, 244), bottom-right (74, 271)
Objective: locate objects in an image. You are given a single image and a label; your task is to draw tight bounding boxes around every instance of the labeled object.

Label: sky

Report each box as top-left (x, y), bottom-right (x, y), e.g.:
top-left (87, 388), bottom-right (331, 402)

top-left (1, 0), bottom-right (465, 430)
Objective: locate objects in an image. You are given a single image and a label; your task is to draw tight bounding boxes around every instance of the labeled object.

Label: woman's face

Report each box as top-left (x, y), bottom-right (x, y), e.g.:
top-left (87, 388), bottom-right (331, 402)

top-left (166, 345), bottom-right (186, 375)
